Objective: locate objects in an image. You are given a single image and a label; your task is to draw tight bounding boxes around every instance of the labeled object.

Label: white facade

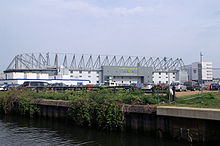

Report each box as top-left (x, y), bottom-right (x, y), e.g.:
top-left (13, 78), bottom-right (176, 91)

top-left (3, 67), bottom-right (188, 85)
top-left (202, 62), bottom-right (213, 81)
top-left (3, 71), bottom-right (180, 85)
top-left (185, 62), bottom-right (213, 82)
top-left (112, 76), bottom-right (140, 85)
top-left (69, 70), bottom-right (101, 84)
top-left (191, 62), bottom-right (199, 81)
top-left (176, 70), bottom-right (188, 83)
top-left (0, 79), bottom-right (90, 86)
top-left (5, 72), bottom-right (49, 80)
top-left (152, 72), bottom-right (176, 84)
top-left (0, 73), bottom-right (5, 79)
top-left (6, 72), bottom-right (24, 79)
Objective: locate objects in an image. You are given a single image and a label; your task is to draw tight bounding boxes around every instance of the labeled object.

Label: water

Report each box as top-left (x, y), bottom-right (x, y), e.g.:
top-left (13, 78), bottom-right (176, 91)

top-left (0, 114), bottom-right (205, 146)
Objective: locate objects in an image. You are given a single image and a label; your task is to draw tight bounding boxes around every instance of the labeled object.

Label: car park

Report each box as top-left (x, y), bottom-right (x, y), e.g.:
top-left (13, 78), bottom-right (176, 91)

top-left (130, 83), bottom-right (142, 89)
top-left (23, 81), bottom-right (49, 88)
top-left (210, 83), bottom-right (219, 90)
top-left (170, 82), bottom-right (187, 92)
top-left (141, 83), bottom-right (154, 90)
top-left (0, 84), bottom-right (8, 91)
top-left (155, 83), bottom-right (169, 90)
top-left (184, 81), bottom-right (200, 91)
top-left (201, 84), bottom-right (208, 90)
top-left (50, 83), bottom-right (68, 87)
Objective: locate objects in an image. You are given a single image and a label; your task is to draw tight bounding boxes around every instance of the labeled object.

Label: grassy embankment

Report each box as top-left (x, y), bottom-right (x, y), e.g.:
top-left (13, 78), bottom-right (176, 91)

top-left (174, 91), bottom-right (220, 109)
top-left (0, 89), bottom-right (167, 129)
top-left (0, 89), bottom-right (219, 129)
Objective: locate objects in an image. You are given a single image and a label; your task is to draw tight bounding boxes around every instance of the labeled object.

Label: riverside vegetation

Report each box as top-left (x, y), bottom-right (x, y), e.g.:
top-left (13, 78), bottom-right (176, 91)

top-left (0, 88), bottom-right (219, 129)
top-left (0, 88), bottom-right (167, 129)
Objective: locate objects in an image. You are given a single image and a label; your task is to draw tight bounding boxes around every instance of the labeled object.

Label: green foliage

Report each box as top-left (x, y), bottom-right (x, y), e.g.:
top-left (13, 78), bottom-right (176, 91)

top-left (175, 93), bottom-right (220, 108)
top-left (0, 88), bottom-right (170, 129)
top-left (0, 89), bottom-right (39, 115)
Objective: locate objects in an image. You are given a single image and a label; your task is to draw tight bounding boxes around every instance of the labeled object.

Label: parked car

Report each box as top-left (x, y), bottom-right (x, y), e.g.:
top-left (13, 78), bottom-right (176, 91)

top-left (210, 83), bottom-right (219, 90)
top-left (170, 82), bottom-right (187, 92)
top-left (86, 84), bottom-right (95, 90)
top-left (95, 83), bottom-right (105, 87)
top-left (7, 84), bottom-right (20, 88)
top-left (201, 84), bottom-right (208, 90)
top-left (184, 81), bottom-right (200, 91)
top-left (0, 84), bottom-right (8, 91)
top-left (130, 83), bottom-right (142, 89)
top-left (155, 83), bottom-right (169, 90)
top-left (50, 83), bottom-right (68, 87)
top-left (141, 83), bottom-right (155, 90)
top-left (23, 81), bottom-right (49, 88)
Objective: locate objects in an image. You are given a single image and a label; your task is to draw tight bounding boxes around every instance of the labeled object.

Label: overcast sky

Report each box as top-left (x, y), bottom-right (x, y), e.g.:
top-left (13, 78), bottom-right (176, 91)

top-left (1, 0), bottom-right (220, 76)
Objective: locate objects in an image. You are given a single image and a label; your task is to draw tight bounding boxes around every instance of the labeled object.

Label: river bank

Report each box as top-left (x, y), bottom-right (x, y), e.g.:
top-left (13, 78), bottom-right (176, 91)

top-left (0, 89), bottom-right (220, 143)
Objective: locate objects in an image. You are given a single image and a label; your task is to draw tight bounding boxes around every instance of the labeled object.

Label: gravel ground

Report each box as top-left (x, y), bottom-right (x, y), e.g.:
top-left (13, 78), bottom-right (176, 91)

top-left (175, 90), bottom-right (219, 98)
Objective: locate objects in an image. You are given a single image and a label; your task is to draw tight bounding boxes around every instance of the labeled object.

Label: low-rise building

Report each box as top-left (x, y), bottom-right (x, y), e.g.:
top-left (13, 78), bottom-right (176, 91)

top-left (185, 62), bottom-right (213, 83)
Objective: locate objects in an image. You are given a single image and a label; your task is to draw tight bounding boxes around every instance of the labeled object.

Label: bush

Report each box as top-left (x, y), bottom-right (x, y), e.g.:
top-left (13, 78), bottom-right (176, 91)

top-left (0, 88), bottom-right (169, 129)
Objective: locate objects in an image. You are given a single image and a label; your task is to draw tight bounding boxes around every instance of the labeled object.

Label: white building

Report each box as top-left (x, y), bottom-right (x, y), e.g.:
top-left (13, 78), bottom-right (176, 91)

top-left (69, 70), bottom-right (101, 84)
top-left (1, 72), bottom-right (90, 85)
top-left (0, 73), bottom-right (4, 79)
top-left (185, 62), bottom-right (213, 83)
top-left (153, 72), bottom-right (176, 84)
top-left (201, 62), bottom-right (213, 81)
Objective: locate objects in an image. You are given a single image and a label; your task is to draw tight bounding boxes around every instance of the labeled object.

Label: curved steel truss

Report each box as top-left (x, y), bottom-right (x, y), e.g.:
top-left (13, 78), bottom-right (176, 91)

top-left (6, 53), bottom-right (185, 71)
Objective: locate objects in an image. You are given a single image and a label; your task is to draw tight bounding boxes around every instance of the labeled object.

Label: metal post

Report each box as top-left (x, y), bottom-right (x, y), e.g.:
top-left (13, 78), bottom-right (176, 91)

top-left (168, 72), bottom-right (171, 103)
top-left (157, 88), bottom-right (159, 104)
top-left (114, 86), bottom-right (116, 95)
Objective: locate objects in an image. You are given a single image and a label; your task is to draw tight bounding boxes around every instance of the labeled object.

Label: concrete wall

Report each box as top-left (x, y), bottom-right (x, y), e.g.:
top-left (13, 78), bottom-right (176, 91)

top-left (29, 100), bottom-right (220, 142)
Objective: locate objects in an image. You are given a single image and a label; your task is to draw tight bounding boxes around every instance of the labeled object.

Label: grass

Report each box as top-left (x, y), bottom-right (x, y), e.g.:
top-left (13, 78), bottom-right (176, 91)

top-left (1, 88), bottom-right (220, 109)
top-left (173, 92), bottom-right (220, 109)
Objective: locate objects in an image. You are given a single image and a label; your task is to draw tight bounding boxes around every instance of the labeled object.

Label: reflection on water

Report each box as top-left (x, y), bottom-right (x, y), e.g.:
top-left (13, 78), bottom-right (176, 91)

top-left (0, 114), bottom-right (204, 146)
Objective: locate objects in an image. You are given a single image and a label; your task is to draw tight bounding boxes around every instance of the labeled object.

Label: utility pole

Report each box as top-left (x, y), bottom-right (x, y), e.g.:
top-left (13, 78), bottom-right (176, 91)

top-left (168, 72), bottom-right (171, 103)
top-left (200, 52), bottom-right (203, 93)
top-left (199, 52), bottom-right (203, 84)
top-left (200, 52), bottom-right (203, 63)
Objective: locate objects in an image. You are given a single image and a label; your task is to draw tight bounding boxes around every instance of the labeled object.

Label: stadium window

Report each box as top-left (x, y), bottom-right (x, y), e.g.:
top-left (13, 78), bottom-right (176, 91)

top-left (79, 71), bottom-right (82, 74)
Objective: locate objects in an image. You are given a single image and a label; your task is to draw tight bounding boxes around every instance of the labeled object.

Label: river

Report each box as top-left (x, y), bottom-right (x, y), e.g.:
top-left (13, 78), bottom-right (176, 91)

top-left (0, 114), bottom-right (204, 146)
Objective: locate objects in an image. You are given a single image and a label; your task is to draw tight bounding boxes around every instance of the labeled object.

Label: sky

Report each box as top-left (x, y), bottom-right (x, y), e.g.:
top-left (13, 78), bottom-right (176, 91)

top-left (0, 0), bottom-right (220, 76)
